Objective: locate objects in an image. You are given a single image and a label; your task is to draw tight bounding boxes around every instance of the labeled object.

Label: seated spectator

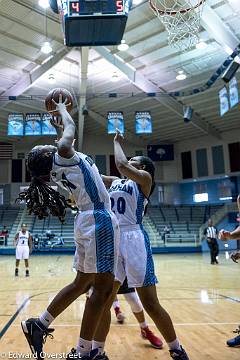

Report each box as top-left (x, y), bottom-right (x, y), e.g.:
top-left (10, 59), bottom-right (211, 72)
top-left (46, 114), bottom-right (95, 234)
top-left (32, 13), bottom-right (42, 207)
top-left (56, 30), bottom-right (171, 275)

top-left (162, 225), bottom-right (170, 244)
top-left (1, 225), bottom-right (9, 246)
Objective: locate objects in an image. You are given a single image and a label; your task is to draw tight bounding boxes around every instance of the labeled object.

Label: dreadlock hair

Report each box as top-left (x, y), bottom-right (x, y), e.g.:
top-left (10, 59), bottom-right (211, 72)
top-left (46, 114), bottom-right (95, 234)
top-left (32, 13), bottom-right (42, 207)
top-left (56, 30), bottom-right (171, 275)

top-left (16, 145), bottom-right (71, 223)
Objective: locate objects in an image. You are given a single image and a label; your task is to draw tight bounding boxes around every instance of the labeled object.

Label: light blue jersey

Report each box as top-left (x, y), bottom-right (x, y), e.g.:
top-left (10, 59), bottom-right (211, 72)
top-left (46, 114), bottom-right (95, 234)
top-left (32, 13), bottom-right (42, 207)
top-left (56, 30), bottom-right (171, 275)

top-left (109, 178), bottom-right (148, 226)
top-left (51, 152), bottom-right (110, 211)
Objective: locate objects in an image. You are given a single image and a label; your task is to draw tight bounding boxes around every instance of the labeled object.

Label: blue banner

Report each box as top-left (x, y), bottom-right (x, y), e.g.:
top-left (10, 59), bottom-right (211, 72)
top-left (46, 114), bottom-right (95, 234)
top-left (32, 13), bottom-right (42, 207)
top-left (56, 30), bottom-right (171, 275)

top-left (135, 111), bottom-right (152, 134)
top-left (42, 113), bottom-right (57, 135)
top-left (8, 114), bottom-right (24, 136)
top-left (107, 112), bottom-right (124, 134)
top-left (229, 77), bottom-right (239, 108)
top-left (147, 144), bottom-right (174, 161)
top-left (25, 113), bottom-right (42, 135)
top-left (219, 87), bottom-right (229, 116)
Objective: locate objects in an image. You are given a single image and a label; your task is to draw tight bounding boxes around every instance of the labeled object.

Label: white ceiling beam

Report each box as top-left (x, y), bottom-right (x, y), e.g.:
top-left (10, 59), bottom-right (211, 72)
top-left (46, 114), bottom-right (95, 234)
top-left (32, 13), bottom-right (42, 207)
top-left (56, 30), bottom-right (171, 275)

top-left (95, 47), bottom-right (221, 139)
top-left (78, 47), bottom-right (89, 151)
top-left (201, 4), bottom-right (239, 55)
top-left (0, 48), bottom-right (71, 108)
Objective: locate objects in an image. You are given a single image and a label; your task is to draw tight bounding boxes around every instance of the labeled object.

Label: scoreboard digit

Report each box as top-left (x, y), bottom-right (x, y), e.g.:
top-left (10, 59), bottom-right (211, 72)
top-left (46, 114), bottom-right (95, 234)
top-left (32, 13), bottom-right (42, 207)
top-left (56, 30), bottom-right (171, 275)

top-left (70, 1), bottom-right (80, 15)
top-left (116, 0), bottom-right (124, 13)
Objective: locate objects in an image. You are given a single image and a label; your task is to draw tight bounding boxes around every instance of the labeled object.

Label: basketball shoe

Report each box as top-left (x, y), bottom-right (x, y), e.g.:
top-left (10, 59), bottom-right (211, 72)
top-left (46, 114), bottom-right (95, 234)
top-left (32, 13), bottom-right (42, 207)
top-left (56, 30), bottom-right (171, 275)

top-left (26, 269), bottom-right (29, 277)
top-left (15, 268), bottom-right (18, 277)
top-left (169, 346), bottom-right (189, 359)
top-left (66, 348), bottom-right (99, 359)
top-left (141, 327), bottom-right (163, 349)
top-left (227, 326), bottom-right (240, 347)
top-left (21, 318), bottom-right (54, 359)
top-left (114, 307), bottom-right (125, 323)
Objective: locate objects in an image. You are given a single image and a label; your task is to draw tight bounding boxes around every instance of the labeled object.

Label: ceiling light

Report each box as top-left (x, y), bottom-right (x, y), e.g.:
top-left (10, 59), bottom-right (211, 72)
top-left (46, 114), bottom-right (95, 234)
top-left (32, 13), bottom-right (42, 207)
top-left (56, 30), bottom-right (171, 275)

top-left (111, 72), bottom-right (120, 82)
top-left (117, 40), bottom-right (129, 51)
top-left (38, 0), bottom-right (49, 9)
top-left (48, 73), bottom-right (56, 84)
top-left (132, 0), bottom-right (143, 4)
top-left (176, 70), bottom-right (187, 81)
top-left (41, 41), bottom-right (52, 54)
top-left (196, 39), bottom-right (207, 50)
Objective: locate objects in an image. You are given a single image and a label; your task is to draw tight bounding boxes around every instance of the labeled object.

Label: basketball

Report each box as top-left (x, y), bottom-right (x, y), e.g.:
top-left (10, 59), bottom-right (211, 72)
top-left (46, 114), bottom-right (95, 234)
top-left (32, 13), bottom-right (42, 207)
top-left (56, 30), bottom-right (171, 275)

top-left (45, 88), bottom-right (74, 116)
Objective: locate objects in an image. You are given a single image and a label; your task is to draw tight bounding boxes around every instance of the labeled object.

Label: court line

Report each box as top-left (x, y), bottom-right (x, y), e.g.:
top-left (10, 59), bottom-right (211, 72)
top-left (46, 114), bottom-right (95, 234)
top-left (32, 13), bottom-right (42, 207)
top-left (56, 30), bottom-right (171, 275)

top-left (219, 294), bottom-right (240, 303)
top-left (11, 322), bottom-right (240, 328)
top-left (0, 291), bottom-right (51, 340)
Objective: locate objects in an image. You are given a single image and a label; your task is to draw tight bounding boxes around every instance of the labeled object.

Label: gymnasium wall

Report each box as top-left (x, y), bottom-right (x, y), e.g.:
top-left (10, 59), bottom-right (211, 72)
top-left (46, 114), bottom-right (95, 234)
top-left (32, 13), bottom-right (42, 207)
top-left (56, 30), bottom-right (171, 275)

top-left (1, 128), bottom-right (240, 205)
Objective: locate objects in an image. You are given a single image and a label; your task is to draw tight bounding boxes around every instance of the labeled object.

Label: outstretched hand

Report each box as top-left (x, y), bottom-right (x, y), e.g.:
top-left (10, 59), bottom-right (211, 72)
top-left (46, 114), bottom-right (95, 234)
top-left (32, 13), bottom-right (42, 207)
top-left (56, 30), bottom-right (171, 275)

top-left (218, 229), bottom-right (231, 241)
top-left (114, 129), bottom-right (124, 143)
top-left (50, 94), bottom-right (71, 114)
top-left (50, 116), bottom-right (64, 131)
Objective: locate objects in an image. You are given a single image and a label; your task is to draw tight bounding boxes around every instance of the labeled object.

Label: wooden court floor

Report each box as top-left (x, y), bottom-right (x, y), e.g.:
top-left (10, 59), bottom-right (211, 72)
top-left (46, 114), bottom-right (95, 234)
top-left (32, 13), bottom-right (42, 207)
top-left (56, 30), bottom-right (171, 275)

top-left (0, 253), bottom-right (239, 360)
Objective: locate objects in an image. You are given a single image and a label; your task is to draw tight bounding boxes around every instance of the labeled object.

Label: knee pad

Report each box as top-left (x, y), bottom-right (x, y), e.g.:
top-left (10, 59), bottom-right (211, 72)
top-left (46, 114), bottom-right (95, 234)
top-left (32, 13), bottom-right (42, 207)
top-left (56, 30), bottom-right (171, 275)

top-left (124, 291), bottom-right (143, 313)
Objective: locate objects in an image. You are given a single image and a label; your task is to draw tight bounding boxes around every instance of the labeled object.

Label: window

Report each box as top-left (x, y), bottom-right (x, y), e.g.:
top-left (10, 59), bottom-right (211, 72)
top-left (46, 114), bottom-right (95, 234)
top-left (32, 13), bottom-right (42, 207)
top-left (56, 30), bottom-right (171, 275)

top-left (193, 193), bottom-right (208, 203)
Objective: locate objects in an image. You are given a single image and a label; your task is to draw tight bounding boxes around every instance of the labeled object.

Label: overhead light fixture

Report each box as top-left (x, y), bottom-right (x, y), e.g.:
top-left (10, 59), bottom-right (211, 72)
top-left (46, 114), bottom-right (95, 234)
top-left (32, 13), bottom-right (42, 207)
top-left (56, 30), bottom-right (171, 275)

top-left (111, 72), bottom-right (120, 82)
top-left (196, 39), bottom-right (207, 50)
top-left (48, 73), bottom-right (56, 84)
top-left (41, 41), bottom-right (52, 54)
top-left (176, 70), bottom-right (187, 81)
top-left (117, 39), bottom-right (129, 51)
top-left (132, 0), bottom-right (143, 4)
top-left (38, 0), bottom-right (50, 9)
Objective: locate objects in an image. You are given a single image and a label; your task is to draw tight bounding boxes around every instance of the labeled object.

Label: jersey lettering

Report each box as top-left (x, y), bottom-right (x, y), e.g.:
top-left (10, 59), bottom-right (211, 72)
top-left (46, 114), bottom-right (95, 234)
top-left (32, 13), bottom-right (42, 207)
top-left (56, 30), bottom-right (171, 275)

top-left (111, 196), bottom-right (126, 215)
top-left (85, 156), bottom-right (94, 167)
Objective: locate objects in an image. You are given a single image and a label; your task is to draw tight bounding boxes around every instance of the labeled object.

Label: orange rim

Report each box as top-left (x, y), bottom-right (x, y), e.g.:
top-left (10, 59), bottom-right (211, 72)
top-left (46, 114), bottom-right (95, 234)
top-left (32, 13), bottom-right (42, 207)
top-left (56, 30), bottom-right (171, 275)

top-left (149, 0), bottom-right (205, 15)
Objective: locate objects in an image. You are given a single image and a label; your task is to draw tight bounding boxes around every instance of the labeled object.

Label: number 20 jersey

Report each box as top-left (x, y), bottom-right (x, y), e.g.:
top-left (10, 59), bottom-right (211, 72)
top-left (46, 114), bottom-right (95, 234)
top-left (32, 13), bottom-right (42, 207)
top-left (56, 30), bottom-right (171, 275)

top-left (109, 178), bottom-right (148, 226)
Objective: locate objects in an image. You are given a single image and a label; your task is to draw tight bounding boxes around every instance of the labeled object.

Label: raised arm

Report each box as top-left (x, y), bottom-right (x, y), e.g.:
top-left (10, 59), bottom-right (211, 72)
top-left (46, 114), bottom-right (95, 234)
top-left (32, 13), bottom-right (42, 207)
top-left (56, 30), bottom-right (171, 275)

top-left (219, 226), bottom-right (240, 241)
top-left (101, 175), bottom-right (119, 189)
top-left (113, 131), bottom-right (151, 194)
top-left (51, 96), bottom-right (75, 159)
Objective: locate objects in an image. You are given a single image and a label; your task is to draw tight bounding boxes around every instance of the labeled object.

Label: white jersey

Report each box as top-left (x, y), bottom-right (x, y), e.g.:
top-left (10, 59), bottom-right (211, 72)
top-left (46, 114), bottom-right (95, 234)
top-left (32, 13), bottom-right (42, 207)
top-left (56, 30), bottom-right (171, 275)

top-left (51, 152), bottom-right (110, 211)
top-left (109, 179), bottom-right (148, 226)
top-left (17, 231), bottom-right (29, 247)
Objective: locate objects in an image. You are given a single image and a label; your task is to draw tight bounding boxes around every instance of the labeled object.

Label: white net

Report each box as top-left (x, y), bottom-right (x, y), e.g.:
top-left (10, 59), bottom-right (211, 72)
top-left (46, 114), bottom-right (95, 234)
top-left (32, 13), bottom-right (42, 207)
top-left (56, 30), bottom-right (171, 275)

top-left (149, 0), bottom-right (206, 51)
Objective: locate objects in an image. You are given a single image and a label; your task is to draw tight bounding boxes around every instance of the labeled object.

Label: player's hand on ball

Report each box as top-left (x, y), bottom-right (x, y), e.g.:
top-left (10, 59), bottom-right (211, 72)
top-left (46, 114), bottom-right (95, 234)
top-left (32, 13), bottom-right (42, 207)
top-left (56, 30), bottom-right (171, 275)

top-left (114, 129), bottom-right (124, 143)
top-left (230, 251), bottom-right (240, 263)
top-left (51, 94), bottom-right (71, 114)
top-left (219, 229), bottom-right (231, 241)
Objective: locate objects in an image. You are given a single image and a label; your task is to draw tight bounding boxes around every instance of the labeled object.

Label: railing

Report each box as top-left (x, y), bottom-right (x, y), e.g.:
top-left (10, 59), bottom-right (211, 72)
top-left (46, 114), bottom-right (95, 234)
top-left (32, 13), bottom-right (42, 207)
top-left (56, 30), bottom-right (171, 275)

top-left (165, 233), bottom-right (200, 247)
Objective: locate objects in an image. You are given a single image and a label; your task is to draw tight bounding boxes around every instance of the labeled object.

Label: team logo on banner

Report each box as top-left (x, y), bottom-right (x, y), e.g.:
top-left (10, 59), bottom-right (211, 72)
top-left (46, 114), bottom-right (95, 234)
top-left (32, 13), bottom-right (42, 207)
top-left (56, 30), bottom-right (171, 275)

top-left (25, 113), bottom-right (42, 135)
top-left (42, 113), bottom-right (57, 135)
top-left (219, 87), bottom-right (229, 116)
top-left (107, 112), bottom-right (124, 134)
top-left (229, 77), bottom-right (239, 108)
top-left (147, 145), bottom-right (174, 161)
top-left (135, 111), bottom-right (152, 134)
top-left (8, 114), bottom-right (24, 136)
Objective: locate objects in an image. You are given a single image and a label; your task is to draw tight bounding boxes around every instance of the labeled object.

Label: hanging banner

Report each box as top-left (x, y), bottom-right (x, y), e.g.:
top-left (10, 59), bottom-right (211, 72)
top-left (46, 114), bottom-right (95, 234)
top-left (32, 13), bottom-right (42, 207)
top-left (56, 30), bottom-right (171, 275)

top-left (42, 113), bottom-right (57, 135)
top-left (8, 113), bottom-right (24, 136)
top-left (135, 111), bottom-right (152, 134)
top-left (107, 112), bottom-right (124, 134)
top-left (219, 87), bottom-right (229, 116)
top-left (229, 77), bottom-right (239, 108)
top-left (25, 113), bottom-right (42, 135)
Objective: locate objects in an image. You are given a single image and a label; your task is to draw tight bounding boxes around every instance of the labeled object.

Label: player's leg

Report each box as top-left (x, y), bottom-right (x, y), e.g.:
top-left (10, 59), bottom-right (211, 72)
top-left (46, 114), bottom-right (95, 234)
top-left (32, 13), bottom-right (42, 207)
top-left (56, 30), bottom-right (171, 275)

top-left (21, 270), bottom-right (94, 359)
top-left (24, 247), bottom-right (30, 276)
top-left (123, 291), bottom-right (163, 349)
top-left (91, 281), bottom-right (121, 358)
top-left (112, 296), bottom-right (125, 323)
top-left (15, 259), bottom-right (20, 276)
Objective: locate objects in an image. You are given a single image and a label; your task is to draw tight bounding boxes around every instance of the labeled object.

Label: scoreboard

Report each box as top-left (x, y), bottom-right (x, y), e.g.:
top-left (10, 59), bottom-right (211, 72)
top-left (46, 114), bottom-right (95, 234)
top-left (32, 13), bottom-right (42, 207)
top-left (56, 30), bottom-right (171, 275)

top-left (56, 0), bottom-right (132, 46)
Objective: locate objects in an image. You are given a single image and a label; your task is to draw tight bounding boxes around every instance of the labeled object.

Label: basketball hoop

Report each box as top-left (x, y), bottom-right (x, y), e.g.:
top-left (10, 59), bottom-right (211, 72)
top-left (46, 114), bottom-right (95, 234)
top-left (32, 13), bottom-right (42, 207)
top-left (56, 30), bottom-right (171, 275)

top-left (149, 0), bottom-right (206, 51)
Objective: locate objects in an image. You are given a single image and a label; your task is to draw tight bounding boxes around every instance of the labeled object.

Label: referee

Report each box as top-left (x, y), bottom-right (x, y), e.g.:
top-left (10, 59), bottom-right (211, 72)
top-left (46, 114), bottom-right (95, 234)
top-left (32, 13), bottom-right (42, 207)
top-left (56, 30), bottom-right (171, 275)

top-left (204, 218), bottom-right (219, 264)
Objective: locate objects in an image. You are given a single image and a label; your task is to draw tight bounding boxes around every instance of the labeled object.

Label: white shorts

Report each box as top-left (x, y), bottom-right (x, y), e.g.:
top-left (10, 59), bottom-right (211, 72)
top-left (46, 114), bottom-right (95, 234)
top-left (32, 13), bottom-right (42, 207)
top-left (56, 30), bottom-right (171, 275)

top-left (115, 225), bottom-right (158, 288)
top-left (74, 209), bottom-right (119, 274)
top-left (16, 246), bottom-right (29, 260)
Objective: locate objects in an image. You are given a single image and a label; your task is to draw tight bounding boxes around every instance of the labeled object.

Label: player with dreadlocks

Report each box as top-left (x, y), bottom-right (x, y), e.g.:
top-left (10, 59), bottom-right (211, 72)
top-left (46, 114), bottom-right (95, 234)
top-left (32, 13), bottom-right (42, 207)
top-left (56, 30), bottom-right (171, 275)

top-left (20, 97), bottom-right (119, 360)
top-left (85, 130), bottom-right (190, 360)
